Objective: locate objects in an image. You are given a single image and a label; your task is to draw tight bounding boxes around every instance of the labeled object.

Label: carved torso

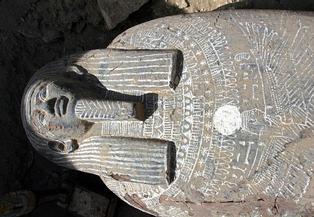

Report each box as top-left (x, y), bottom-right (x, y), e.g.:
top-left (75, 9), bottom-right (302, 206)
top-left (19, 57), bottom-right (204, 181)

top-left (22, 11), bottom-right (314, 216)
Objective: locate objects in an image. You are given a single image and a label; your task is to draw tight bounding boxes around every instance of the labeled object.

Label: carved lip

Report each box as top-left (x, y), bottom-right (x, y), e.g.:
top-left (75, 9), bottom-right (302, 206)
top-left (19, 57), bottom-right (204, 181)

top-left (54, 96), bottom-right (69, 117)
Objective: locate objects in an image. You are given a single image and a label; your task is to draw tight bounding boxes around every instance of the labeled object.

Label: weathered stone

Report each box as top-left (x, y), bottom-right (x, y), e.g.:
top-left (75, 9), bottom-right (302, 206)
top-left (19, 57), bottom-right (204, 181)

top-left (152, 0), bottom-right (244, 16)
top-left (0, 191), bottom-right (36, 217)
top-left (97, 0), bottom-right (149, 29)
top-left (21, 10), bottom-right (314, 216)
top-left (41, 29), bottom-right (63, 43)
top-left (68, 187), bottom-right (112, 217)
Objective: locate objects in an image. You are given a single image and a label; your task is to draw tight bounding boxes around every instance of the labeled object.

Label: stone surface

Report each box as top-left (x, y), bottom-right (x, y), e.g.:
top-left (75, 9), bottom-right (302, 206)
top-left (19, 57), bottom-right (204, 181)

top-left (68, 187), bottom-right (111, 217)
top-left (1, 0), bottom-right (312, 217)
top-left (21, 10), bottom-right (314, 217)
top-left (97, 0), bottom-right (149, 29)
top-left (153, 0), bottom-right (243, 15)
top-left (151, 0), bottom-right (314, 17)
top-left (0, 191), bottom-right (36, 217)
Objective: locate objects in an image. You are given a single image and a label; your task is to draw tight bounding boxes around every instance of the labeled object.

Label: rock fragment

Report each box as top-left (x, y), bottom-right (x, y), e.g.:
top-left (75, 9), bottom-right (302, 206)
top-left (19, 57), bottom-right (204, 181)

top-left (97, 0), bottom-right (149, 30)
top-left (152, 0), bottom-right (244, 16)
top-left (68, 187), bottom-right (113, 217)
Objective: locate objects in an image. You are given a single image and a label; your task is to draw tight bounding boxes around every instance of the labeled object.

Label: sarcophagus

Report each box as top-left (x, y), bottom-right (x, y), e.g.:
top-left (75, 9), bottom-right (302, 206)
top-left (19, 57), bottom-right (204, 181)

top-left (21, 11), bottom-right (314, 216)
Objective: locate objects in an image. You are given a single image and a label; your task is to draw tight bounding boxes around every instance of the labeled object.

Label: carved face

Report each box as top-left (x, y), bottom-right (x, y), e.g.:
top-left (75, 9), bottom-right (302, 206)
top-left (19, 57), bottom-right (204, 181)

top-left (23, 67), bottom-right (150, 153)
top-left (30, 81), bottom-right (83, 138)
top-left (24, 72), bottom-right (95, 153)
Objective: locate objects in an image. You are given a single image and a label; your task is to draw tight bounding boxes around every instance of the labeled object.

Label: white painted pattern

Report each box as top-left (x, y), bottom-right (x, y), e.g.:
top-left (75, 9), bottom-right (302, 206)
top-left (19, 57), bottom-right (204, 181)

top-left (213, 105), bottom-right (241, 135)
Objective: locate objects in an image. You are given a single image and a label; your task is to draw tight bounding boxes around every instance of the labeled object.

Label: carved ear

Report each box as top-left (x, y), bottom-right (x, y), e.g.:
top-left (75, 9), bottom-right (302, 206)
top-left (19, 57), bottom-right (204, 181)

top-left (48, 139), bottom-right (79, 154)
top-left (64, 64), bottom-right (107, 90)
top-left (66, 65), bottom-right (86, 76)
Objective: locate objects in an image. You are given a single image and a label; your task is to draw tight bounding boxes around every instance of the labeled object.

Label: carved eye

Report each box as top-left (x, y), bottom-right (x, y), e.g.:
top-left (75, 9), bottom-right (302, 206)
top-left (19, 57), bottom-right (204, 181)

top-left (48, 139), bottom-right (78, 153)
top-left (38, 87), bottom-right (47, 101)
top-left (48, 141), bottom-right (65, 153)
top-left (37, 111), bottom-right (46, 125)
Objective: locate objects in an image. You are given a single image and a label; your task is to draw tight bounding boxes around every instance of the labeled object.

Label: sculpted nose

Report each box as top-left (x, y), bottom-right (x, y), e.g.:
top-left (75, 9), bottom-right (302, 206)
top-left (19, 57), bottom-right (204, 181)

top-left (37, 98), bottom-right (57, 115)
